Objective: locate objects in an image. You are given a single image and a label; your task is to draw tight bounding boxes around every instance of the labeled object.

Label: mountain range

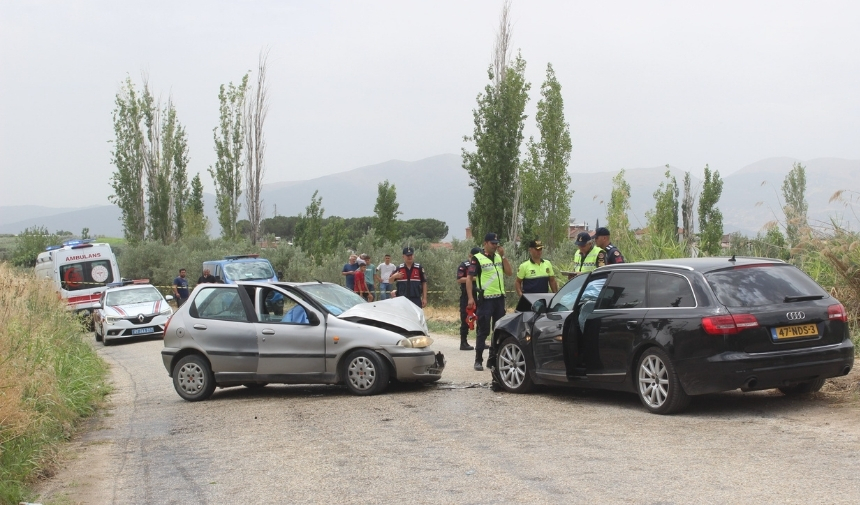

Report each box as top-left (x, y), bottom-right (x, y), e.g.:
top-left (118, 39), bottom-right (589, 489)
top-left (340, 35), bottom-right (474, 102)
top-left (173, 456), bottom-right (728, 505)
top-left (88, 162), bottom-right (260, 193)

top-left (1, 155), bottom-right (857, 241)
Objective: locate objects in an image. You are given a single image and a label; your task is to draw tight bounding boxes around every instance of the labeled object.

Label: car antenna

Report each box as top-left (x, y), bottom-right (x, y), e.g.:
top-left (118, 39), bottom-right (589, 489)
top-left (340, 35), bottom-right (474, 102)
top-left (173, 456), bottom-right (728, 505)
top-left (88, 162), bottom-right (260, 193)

top-left (729, 255), bottom-right (736, 262)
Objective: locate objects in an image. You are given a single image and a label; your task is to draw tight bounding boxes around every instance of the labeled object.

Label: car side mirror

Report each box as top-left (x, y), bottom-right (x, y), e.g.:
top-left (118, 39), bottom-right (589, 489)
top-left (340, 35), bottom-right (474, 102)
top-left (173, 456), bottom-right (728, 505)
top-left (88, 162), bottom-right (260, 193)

top-left (93, 303), bottom-right (102, 310)
top-left (531, 299), bottom-right (547, 315)
top-left (277, 271), bottom-right (284, 280)
top-left (307, 312), bottom-right (320, 326)
top-left (215, 276), bottom-right (223, 283)
top-left (165, 295), bottom-right (174, 301)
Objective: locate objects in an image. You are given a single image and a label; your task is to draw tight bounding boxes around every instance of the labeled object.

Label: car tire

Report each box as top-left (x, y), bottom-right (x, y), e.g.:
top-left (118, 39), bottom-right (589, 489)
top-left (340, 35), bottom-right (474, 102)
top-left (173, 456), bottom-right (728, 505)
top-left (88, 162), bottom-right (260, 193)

top-left (103, 335), bottom-right (113, 346)
top-left (778, 378), bottom-right (826, 396)
top-left (94, 323), bottom-right (103, 342)
top-left (173, 355), bottom-right (216, 402)
top-left (342, 350), bottom-right (389, 396)
top-left (636, 347), bottom-right (690, 415)
top-left (496, 336), bottom-right (534, 394)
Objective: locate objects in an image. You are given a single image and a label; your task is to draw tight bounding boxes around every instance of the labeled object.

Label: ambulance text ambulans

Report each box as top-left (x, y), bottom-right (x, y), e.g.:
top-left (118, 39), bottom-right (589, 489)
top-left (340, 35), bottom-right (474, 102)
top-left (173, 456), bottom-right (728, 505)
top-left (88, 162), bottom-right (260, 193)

top-left (35, 240), bottom-right (121, 323)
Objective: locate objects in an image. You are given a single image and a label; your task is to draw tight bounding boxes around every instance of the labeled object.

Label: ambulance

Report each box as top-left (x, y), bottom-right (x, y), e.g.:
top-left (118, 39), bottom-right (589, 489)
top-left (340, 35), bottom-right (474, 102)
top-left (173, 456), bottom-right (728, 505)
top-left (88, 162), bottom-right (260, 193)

top-left (35, 240), bottom-right (121, 322)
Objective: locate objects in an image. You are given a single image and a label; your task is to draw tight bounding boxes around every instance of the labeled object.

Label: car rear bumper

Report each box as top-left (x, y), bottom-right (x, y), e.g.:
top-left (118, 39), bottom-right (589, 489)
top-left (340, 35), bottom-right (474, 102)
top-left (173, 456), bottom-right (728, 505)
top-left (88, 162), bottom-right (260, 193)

top-left (675, 339), bottom-right (854, 395)
top-left (388, 350), bottom-right (445, 382)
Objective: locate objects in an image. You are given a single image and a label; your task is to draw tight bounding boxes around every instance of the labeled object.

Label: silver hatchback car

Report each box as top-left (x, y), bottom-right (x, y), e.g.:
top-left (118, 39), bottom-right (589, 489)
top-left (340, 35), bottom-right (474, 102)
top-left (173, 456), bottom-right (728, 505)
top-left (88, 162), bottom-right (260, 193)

top-left (161, 281), bottom-right (445, 401)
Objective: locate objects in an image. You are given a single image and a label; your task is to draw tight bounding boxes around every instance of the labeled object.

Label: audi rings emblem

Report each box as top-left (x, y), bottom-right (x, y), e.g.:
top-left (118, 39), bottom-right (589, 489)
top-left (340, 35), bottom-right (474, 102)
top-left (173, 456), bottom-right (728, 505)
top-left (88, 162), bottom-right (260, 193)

top-left (138, 314), bottom-right (145, 323)
top-left (786, 311), bottom-right (806, 320)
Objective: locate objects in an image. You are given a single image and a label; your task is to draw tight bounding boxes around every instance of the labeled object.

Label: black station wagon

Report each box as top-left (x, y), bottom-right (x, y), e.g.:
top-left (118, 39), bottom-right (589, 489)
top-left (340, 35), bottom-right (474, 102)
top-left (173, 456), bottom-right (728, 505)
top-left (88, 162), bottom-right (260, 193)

top-left (489, 257), bottom-right (854, 414)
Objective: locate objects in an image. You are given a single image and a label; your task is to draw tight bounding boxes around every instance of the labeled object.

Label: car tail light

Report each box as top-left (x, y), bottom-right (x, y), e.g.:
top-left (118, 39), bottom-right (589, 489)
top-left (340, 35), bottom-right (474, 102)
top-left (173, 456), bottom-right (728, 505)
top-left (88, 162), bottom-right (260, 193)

top-left (163, 315), bottom-right (173, 336)
top-left (828, 303), bottom-right (848, 322)
top-left (702, 314), bottom-right (759, 335)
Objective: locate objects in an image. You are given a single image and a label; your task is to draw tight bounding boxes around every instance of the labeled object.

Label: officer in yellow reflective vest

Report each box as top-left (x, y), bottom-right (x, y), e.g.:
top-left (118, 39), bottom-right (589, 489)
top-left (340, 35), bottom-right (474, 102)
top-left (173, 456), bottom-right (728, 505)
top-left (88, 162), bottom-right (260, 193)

top-left (466, 232), bottom-right (513, 372)
top-left (567, 231), bottom-right (606, 279)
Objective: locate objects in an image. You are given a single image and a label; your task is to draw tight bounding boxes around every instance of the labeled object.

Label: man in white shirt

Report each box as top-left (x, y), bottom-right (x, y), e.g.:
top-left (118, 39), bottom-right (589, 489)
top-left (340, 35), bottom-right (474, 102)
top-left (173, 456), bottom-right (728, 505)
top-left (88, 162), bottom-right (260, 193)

top-left (376, 254), bottom-right (398, 300)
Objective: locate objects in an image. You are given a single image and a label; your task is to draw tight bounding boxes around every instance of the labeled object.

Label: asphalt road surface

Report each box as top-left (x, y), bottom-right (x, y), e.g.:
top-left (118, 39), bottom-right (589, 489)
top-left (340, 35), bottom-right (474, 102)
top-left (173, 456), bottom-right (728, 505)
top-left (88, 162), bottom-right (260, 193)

top-left (37, 334), bottom-right (860, 504)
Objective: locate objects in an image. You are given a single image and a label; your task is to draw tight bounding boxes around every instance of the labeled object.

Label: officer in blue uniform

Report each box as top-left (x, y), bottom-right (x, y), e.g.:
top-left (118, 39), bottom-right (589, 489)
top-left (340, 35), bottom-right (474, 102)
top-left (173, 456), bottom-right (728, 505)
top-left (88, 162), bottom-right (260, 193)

top-left (593, 227), bottom-right (625, 265)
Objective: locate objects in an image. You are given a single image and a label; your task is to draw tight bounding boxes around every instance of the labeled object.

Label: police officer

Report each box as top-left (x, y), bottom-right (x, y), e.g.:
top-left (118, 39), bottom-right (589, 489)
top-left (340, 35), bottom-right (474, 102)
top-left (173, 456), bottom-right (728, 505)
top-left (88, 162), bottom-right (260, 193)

top-left (466, 233), bottom-right (512, 372)
top-left (515, 239), bottom-right (559, 296)
top-left (566, 231), bottom-right (606, 279)
top-left (592, 227), bottom-right (625, 265)
top-left (389, 247), bottom-right (427, 308)
top-left (456, 247), bottom-right (481, 351)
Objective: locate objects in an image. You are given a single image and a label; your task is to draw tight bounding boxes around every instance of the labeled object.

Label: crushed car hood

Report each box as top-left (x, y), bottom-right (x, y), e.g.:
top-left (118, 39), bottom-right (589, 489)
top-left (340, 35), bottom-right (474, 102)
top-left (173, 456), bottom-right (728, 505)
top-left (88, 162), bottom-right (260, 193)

top-left (338, 297), bottom-right (428, 335)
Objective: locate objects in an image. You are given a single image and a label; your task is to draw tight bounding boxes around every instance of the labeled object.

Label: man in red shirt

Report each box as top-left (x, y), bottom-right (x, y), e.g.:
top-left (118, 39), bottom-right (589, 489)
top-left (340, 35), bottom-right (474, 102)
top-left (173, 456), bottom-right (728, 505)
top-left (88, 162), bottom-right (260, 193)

top-left (389, 247), bottom-right (427, 308)
top-left (353, 260), bottom-right (373, 301)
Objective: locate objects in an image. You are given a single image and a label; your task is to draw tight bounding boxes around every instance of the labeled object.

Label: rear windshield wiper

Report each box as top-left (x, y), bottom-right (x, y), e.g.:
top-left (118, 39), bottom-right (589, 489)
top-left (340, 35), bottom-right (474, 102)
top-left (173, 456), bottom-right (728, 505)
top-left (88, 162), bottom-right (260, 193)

top-left (784, 295), bottom-right (825, 302)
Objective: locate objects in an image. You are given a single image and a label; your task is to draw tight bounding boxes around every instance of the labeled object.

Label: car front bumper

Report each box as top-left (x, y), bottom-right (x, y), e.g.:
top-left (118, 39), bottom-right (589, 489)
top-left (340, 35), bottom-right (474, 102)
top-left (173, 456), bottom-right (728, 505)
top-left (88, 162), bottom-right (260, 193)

top-left (104, 319), bottom-right (168, 340)
top-left (387, 350), bottom-right (446, 382)
top-left (675, 339), bottom-right (855, 395)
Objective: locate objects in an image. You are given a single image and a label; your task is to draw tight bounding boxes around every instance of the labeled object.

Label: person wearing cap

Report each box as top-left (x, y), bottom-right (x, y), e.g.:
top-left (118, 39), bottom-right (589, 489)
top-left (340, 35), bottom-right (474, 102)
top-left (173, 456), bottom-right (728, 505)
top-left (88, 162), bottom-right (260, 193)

top-left (376, 253), bottom-right (397, 300)
top-left (389, 247), bottom-right (427, 308)
top-left (515, 239), bottom-right (559, 297)
top-left (466, 233), bottom-right (513, 372)
top-left (353, 260), bottom-right (373, 301)
top-left (592, 227), bottom-right (625, 265)
top-left (341, 254), bottom-right (359, 290)
top-left (566, 231), bottom-right (606, 279)
top-left (455, 246), bottom-right (482, 351)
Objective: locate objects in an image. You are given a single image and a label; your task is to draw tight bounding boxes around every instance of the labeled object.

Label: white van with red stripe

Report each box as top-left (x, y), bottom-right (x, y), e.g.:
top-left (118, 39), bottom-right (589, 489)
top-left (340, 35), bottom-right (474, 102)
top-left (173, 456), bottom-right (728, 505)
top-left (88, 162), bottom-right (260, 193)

top-left (35, 240), bottom-right (121, 322)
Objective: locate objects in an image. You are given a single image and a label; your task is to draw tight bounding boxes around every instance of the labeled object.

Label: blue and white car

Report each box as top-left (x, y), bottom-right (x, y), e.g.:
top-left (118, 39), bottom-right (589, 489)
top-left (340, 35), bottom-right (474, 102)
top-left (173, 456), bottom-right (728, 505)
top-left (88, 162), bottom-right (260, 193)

top-left (94, 281), bottom-right (174, 345)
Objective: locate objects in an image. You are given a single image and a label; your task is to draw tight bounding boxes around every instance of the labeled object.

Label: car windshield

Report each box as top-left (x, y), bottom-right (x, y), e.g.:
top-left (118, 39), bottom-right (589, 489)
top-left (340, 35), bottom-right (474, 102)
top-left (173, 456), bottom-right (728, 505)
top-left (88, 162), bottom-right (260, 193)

top-left (296, 283), bottom-right (365, 315)
top-left (223, 260), bottom-right (275, 281)
top-left (106, 287), bottom-right (163, 306)
top-left (705, 264), bottom-right (829, 307)
top-left (549, 274), bottom-right (589, 312)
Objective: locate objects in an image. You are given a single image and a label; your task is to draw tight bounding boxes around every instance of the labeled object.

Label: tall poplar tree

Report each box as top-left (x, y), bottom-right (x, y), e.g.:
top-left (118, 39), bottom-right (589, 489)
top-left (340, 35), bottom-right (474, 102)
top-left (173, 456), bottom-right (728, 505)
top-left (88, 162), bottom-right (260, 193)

top-left (782, 162), bottom-right (808, 249)
top-left (373, 180), bottom-right (401, 245)
top-left (110, 77), bottom-right (189, 244)
top-left (110, 77), bottom-right (147, 244)
top-left (245, 51), bottom-right (269, 246)
top-left (184, 173), bottom-right (208, 238)
top-left (210, 74), bottom-right (249, 241)
top-left (520, 63), bottom-right (572, 249)
top-left (294, 191), bottom-right (325, 262)
top-left (607, 170), bottom-right (633, 247)
top-left (698, 165), bottom-right (724, 256)
top-left (646, 168), bottom-right (680, 242)
top-left (681, 171), bottom-right (696, 253)
top-left (462, 1), bottom-right (530, 241)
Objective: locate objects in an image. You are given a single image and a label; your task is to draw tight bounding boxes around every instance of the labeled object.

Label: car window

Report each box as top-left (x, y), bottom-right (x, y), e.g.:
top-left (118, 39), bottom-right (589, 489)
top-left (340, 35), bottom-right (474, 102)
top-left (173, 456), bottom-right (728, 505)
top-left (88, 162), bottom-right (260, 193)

top-left (549, 274), bottom-right (588, 312)
top-left (105, 287), bottom-right (163, 306)
top-left (60, 259), bottom-right (115, 291)
top-left (223, 260), bottom-right (275, 281)
top-left (193, 287), bottom-right (248, 322)
top-left (597, 272), bottom-right (647, 309)
top-left (648, 273), bottom-right (696, 308)
top-left (705, 264), bottom-right (829, 307)
top-left (296, 283), bottom-right (366, 315)
top-left (259, 287), bottom-right (310, 325)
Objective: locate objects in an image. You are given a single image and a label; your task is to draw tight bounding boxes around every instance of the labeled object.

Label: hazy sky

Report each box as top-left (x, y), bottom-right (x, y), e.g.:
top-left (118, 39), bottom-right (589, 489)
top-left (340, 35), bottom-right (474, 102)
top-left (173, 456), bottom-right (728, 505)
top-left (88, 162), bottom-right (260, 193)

top-left (2, 1), bottom-right (859, 208)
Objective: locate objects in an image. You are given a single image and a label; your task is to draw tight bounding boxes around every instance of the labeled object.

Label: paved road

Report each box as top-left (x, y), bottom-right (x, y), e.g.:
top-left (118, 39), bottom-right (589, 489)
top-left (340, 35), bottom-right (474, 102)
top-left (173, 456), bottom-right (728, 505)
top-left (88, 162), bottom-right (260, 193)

top-left (38, 334), bottom-right (860, 504)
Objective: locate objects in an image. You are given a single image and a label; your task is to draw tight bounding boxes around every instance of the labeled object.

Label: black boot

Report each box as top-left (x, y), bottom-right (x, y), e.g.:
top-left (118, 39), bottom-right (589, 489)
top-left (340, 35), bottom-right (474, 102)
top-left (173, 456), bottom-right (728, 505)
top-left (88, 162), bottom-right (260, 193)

top-left (460, 337), bottom-right (474, 350)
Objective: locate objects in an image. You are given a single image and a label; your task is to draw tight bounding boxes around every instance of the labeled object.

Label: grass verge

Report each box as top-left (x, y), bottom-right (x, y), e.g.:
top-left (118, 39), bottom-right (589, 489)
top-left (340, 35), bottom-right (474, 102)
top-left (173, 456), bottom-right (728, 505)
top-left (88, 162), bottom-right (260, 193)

top-left (0, 263), bottom-right (109, 505)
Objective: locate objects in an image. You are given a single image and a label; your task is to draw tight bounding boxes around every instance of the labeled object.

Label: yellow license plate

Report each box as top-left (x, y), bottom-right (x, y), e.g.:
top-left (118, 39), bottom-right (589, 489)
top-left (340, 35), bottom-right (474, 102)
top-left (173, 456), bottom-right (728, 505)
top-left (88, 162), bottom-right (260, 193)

top-left (775, 323), bottom-right (818, 339)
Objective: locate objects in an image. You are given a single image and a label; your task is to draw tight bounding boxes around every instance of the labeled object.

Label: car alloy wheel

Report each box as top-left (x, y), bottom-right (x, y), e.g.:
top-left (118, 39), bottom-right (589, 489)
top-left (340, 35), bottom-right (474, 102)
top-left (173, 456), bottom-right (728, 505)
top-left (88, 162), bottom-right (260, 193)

top-left (343, 350), bottom-right (389, 396)
top-left (173, 355), bottom-right (216, 401)
top-left (636, 348), bottom-right (690, 415)
top-left (497, 336), bottom-right (533, 393)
